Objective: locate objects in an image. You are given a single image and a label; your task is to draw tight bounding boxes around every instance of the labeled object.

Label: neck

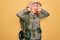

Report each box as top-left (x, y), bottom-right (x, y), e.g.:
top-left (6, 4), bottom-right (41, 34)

top-left (30, 11), bottom-right (40, 16)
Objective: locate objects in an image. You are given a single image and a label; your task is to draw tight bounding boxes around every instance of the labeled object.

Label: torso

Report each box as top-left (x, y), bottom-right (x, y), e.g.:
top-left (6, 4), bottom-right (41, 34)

top-left (25, 13), bottom-right (41, 39)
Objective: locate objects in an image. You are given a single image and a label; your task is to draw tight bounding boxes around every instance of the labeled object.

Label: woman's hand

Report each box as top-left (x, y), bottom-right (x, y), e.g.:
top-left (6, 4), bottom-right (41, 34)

top-left (27, 4), bottom-right (32, 12)
top-left (38, 5), bottom-right (42, 12)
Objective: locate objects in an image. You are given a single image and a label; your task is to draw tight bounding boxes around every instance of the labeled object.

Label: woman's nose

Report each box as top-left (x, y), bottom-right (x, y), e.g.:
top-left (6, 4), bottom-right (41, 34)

top-left (34, 7), bottom-right (38, 10)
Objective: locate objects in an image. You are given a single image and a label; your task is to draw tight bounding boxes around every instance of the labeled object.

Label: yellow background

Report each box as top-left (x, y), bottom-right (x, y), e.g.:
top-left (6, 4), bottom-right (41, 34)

top-left (0, 0), bottom-right (60, 40)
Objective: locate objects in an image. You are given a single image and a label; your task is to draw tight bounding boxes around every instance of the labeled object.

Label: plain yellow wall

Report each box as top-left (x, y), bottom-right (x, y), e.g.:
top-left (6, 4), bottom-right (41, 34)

top-left (0, 0), bottom-right (60, 40)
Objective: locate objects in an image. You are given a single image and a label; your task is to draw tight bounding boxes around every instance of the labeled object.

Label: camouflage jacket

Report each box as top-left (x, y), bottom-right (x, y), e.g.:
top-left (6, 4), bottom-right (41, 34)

top-left (16, 8), bottom-right (49, 39)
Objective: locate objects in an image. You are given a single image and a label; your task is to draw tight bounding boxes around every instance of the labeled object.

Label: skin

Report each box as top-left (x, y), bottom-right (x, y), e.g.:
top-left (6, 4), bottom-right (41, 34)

top-left (28, 3), bottom-right (42, 14)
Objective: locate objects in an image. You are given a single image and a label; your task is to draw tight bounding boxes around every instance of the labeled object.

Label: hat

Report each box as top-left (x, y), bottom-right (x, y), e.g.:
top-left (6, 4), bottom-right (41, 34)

top-left (28, 0), bottom-right (42, 6)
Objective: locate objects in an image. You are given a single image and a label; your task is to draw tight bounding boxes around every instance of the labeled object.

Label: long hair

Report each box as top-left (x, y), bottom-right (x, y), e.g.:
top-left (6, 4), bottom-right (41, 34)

top-left (34, 11), bottom-right (41, 17)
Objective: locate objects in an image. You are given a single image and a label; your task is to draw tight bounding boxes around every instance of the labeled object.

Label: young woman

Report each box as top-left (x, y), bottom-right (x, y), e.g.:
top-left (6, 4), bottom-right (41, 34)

top-left (17, 1), bottom-right (49, 40)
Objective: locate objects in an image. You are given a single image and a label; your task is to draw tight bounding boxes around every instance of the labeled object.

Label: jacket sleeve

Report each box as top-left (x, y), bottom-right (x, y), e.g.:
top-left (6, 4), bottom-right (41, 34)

top-left (39, 8), bottom-right (50, 19)
top-left (16, 8), bottom-right (28, 21)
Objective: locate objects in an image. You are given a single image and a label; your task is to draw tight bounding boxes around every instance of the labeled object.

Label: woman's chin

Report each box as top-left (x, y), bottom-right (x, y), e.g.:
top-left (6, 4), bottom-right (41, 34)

top-left (34, 12), bottom-right (37, 13)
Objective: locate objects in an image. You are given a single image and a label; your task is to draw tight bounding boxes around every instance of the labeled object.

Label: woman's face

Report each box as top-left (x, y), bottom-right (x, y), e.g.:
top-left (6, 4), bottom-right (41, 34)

top-left (31, 3), bottom-right (41, 13)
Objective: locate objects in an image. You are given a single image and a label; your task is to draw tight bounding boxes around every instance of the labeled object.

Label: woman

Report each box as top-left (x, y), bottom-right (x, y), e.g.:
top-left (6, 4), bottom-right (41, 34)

top-left (16, 1), bottom-right (49, 40)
